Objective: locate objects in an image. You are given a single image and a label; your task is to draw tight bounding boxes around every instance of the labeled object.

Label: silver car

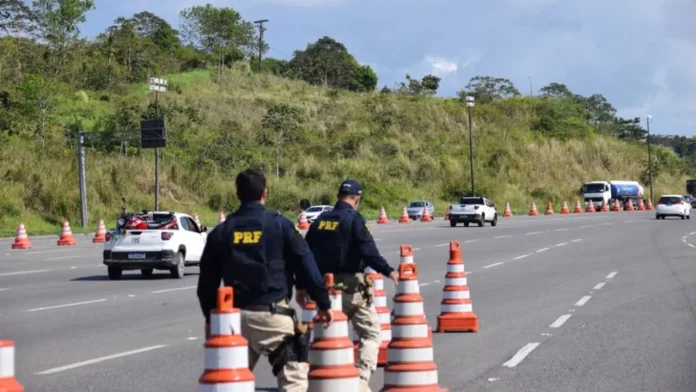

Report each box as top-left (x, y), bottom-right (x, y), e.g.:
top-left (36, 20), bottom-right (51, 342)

top-left (406, 200), bottom-right (435, 220)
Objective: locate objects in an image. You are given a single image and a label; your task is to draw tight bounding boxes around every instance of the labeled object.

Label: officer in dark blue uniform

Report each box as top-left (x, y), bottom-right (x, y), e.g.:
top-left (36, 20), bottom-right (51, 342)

top-left (300, 179), bottom-right (398, 392)
top-left (197, 168), bottom-right (332, 391)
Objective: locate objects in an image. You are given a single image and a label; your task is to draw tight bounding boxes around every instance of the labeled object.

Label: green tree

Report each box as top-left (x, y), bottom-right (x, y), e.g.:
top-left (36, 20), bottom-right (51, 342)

top-left (260, 103), bottom-right (304, 178)
top-left (539, 82), bottom-right (573, 99)
top-left (421, 74), bottom-right (440, 95)
top-left (457, 76), bottom-right (520, 104)
top-left (396, 74), bottom-right (440, 95)
top-left (348, 64), bottom-right (377, 92)
top-left (14, 73), bottom-right (58, 147)
top-left (580, 94), bottom-right (616, 132)
top-left (179, 4), bottom-right (255, 76)
top-left (611, 117), bottom-right (645, 141)
top-left (130, 11), bottom-right (180, 53)
top-left (0, 0), bottom-right (37, 80)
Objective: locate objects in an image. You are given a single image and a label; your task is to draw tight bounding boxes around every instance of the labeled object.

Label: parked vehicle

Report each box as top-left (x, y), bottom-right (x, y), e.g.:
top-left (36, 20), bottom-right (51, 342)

top-left (655, 195), bottom-right (691, 220)
top-left (406, 201), bottom-right (435, 221)
top-left (298, 205), bottom-right (333, 223)
top-left (103, 211), bottom-right (208, 280)
top-left (582, 180), bottom-right (644, 209)
top-left (448, 197), bottom-right (498, 227)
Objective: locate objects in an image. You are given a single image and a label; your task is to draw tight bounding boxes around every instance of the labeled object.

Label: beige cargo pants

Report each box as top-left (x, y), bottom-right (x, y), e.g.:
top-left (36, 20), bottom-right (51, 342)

top-left (337, 273), bottom-right (381, 391)
top-left (241, 301), bottom-right (308, 392)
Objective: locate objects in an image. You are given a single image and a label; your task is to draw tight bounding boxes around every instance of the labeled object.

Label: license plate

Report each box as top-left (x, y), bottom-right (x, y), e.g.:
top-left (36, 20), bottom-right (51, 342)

top-left (128, 253), bottom-right (146, 259)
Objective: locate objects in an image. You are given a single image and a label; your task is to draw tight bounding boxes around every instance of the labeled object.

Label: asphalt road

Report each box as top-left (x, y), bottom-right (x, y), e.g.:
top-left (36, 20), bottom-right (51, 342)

top-left (2, 210), bottom-right (696, 391)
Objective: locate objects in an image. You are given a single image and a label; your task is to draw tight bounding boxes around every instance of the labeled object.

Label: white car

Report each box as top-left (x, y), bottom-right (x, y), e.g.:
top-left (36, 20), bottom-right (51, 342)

top-left (299, 205), bottom-right (333, 223)
top-left (655, 195), bottom-right (691, 220)
top-left (448, 197), bottom-right (498, 227)
top-left (406, 200), bottom-right (435, 220)
top-left (103, 212), bottom-right (208, 280)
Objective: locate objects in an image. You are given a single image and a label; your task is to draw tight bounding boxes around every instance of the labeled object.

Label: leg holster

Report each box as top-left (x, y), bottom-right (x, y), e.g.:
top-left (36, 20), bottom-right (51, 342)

top-left (265, 307), bottom-right (311, 377)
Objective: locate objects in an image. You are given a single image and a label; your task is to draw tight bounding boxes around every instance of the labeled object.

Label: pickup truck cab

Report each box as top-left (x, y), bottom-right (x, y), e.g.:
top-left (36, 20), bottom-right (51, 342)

top-left (103, 212), bottom-right (208, 280)
top-left (448, 197), bottom-right (498, 227)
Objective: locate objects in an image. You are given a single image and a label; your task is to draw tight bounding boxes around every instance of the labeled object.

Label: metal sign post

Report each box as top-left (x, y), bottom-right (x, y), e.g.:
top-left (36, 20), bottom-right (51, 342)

top-left (146, 78), bottom-right (167, 211)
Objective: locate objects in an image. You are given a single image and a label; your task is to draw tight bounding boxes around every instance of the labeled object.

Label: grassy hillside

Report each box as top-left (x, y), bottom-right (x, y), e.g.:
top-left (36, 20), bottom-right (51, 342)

top-left (0, 64), bottom-right (687, 237)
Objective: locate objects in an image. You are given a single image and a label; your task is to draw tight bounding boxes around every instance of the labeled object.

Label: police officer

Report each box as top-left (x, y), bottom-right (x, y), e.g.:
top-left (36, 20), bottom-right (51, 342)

top-left (299, 179), bottom-right (398, 392)
top-left (197, 168), bottom-right (333, 392)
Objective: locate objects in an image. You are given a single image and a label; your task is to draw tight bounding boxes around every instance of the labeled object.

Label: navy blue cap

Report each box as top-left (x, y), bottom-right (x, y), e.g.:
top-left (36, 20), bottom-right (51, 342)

top-left (338, 179), bottom-right (362, 196)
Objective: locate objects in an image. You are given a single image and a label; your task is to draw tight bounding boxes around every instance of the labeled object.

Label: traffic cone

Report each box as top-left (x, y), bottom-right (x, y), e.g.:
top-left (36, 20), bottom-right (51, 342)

top-left (193, 213), bottom-right (201, 227)
top-left (308, 273), bottom-right (361, 391)
top-left (297, 211), bottom-right (310, 230)
top-left (377, 207), bottom-right (390, 224)
top-left (444, 206), bottom-right (450, 220)
top-left (612, 200), bottom-right (621, 212)
top-left (420, 206), bottom-right (433, 222)
top-left (560, 201), bottom-right (570, 214)
top-left (573, 200), bottom-right (583, 213)
top-left (395, 245), bottom-right (432, 339)
top-left (198, 287), bottom-right (255, 391)
top-left (600, 200), bottom-right (610, 212)
top-left (638, 199), bottom-right (646, 211)
top-left (646, 199), bottom-right (654, 210)
top-left (218, 211), bottom-right (225, 224)
top-left (357, 266), bottom-right (390, 367)
top-left (302, 300), bottom-right (318, 344)
top-left (436, 241), bottom-right (478, 333)
top-left (545, 201), bottom-right (555, 215)
top-left (529, 202), bottom-right (538, 216)
top-left (0, 341), bottom-right (23, 392)
top-left (586, 201), bottom-right (596, 213)
top-left (57, 219), bottom-right (76, 246)
top-left (503, 202), bottom-right (513, 217)
top-left (398, 206), bottom-right (410, 223)
top-left (92, 219), bottom-right (107, 243)
top-left (626, 199), bottom-right (635, 211)
top-left (11, 224), bottom-right (31, 249)
top-left (381, 262), bottom-right (448, 392)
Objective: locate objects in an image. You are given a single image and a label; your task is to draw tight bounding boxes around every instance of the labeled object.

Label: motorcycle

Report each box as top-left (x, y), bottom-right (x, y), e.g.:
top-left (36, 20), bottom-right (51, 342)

top-left (116, 198), bottom-right (178, 234)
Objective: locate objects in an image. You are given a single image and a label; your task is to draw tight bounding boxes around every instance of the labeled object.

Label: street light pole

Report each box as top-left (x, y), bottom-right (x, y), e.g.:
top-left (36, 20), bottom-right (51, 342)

top-left (646, 115), bottom-right (654, 204)
top-left (148, 77), bottom-right (168, 211)
top-left (466, 96), bottom-right (475, 197)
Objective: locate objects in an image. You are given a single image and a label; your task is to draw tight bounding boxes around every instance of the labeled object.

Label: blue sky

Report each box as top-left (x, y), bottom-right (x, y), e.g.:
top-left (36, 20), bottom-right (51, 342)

top-left (79, 0), bottom-right (696, 136)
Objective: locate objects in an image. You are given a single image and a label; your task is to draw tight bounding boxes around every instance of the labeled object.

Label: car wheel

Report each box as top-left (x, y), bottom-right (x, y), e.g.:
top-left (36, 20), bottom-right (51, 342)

top-left (108, 266), bottom-right (122, 280)
top-left (478, 214), bottom-right (485, 227)
top-left (491, 214), bottom-right (498, 227)
top-left (656, 214), bottom-right (661, 220)
top-left (450, 220), bottom-right (457, 227)
top-left (170, 252), bottom-right (185, 279)
top-left (141, 268), bottom-right (154, 278)
top-left (464, 222), bottom-right (470, 227)
top-left (682, 214), bottom-right (686, 220)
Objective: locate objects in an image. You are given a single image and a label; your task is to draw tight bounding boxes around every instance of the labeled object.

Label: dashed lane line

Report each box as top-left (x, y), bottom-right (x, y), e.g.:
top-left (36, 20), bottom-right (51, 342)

top-left (513, 254), bottom-right (532, 260)
top-left (549, 314), bottom-right (572, 328)
top-left (502, 343), bottom-right (540, 368)
top-left (26, 298), bottom-right (108, 312)
top-left (575, 296), bottom-right (592, 307)
top-left (151, 286), bottom-right (196, 294)
top-left (593, 282), bottom-right (606, 290)
top-left (606, 271), bottom-right (618, 280)
top-left (483, 262), bottom-right (504, 269)
top-left (35, 345), bottom-right (169, 375)
top-left (0, 269), bottom-right (50, 277)
top-left (536, 247), bottom-right (550, 253)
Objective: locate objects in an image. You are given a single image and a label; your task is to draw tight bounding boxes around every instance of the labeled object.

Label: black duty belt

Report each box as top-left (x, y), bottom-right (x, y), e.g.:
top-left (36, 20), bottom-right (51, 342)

top-left (242, 303), bottom-right (295, 317)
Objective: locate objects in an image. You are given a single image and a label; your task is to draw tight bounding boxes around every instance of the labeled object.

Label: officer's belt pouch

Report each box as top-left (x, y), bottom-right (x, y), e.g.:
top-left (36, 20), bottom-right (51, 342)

top-left (268, 326), bottom-right (310, 375)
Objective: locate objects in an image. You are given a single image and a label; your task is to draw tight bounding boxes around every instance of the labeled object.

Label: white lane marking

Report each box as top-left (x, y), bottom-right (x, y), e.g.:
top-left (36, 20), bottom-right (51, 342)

top-left (434, 243), bottom-right (449, 247)
top-left (35, 345), bottom-right (169, 375)
top-left (526, 231), bottom-right (542, 235)
top-left (419, 283), bottom-right (431, 287)
top-left (413, 248), bottom-right (421, 251)
top-left (555, 242), bottom-right (568, 247)
top-left (0, 269), bottom-right (50, 277)
top-left (550, 314), bottom-right (572, 328)
top-left (46, 255), bottom-right (91, 260)
top-left (483, 262), bottom-right (504, 269)
top-left (488, 377), bottom-right (499, 382)
top-left (26, 298), bottom-right (108, 312)
top-left (624, 220), bottom-right (635, 223)
top-left (579, 225), bottom-right (595, 228)
top-left (536, 247), bottom-right (549, 253)
top-left (568, 309), bottom-right (576, 312)
top-left (571, 239), bottom-right (583, 242)
top-left (514, 254), bottom-right (532, 260)
top-left (24, 249), bottom-right (74, 255)
top-left (689, 244), bottom-right (696, 249)
top-left (603, 222), bottom-right (615, 226)
top-left (541, 333), bottom-right (552, 337)
top-left (593, 282), bottom-right (606, 290)
top-left (575, 296), bottom-right (592, 307)
top-left (464, 239), bottom-right (480, 243)
top-left (151, 286), bottom-right (196, 294)
top-left (495, 235), bottom-right (513, 239)
top-left (553, 228), bottom-right (569, 232)
top-left (187, 337), bottom-right (198, 341)
top-left (606, 271), bottom-right (618, 280)
top-left (502, 343), bottom-right (540, 368)
top-left (0, 288), bottom-right (10, 291)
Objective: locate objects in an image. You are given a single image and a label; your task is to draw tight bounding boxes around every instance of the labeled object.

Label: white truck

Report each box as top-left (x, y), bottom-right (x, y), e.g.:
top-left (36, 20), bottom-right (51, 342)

top-left (102, 212), bottom-right (208, 280)
top-left (582, 180), bottom-right (644, 210)
top-left (448, 196), bottom-right (498, 227)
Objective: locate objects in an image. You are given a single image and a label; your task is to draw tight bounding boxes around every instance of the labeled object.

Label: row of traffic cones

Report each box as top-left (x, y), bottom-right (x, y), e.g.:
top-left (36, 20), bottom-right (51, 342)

top-left (526, 199), bottom-right (653, 216)
top-left (10, 219), bottom-right (108, 249)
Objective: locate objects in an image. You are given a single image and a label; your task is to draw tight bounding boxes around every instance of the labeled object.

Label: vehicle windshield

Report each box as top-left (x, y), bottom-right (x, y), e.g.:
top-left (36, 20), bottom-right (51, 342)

top-left (408, 202), bottom-right (425, 207)
top-left (459, 197), bottom-right (484, 205)
top-left (659, 196), bottom-right (683, 205)
top-left (305, 206), bottom-right (324, 213)
top-left (583, 183), bottom-right (606, 193)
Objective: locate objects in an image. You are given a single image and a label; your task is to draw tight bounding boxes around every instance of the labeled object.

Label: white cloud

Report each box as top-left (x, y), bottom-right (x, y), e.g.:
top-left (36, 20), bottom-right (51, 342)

top-left (425, 56), bottom-right (458, 76)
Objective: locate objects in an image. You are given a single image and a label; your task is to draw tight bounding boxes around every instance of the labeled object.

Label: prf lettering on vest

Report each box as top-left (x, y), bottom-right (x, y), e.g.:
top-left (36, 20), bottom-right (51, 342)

top-left (233, 231), bottom-right (262, 244)
top-left (318, 220), bottom-right (340, 231)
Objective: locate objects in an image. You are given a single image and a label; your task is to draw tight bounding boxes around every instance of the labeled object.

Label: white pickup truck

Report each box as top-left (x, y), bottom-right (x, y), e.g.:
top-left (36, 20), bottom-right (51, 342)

top-left (103, 212), bottom-right (208, 280)
top-left (448, 196), bottom-right (498, 227)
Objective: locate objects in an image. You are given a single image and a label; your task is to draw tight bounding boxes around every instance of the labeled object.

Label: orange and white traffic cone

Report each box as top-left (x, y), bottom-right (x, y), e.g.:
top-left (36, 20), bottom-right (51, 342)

top-left (612, 200), bottom-right (621, 212)
top-left (444, 206), bottom-right (450, 220)
top-left (529, 202), bottom-right (538, 216)
top-left (545, 201), bottom-right (555, 215)
top-left (626, 199), bottom-right (635, 211)
top-left (302, 300), bottom-right (317, 344)
top-left (0, 341), bottom-right (24, 392)
top-left (92, 219), bottom-right (107, 243)
top-left (198, 287), bottom-right (255, 391)
top-left (586, 201), bottom-right (596, 213)
top-left (574, 200), bottom-right (583, 213)
top-left (11, 224), bottom-right (31, 250)
top-left (394, 245), bottom-right (432, 339)
top-left (297, 211), bottom-right (310, 230)
top-left (601, 200), bottom-right (610, 212)
top-left (646, 199), bottom-right (654, 210)
top-left (638, 199), bottom-right (646, 211)
top-left (436, 241), bottom-right (478, 333)
top-left (377, 207), bottom-right (390, 224)
top-left (57, 220), bottom-right (76, 246)
top-left (218, 211), bottom-right (225, 224)
top-left (503, 202), bottom-right (513, 217)
top-left (381, 262), bottom-right (448, 392)
top-left (398, 206), bottom-right (410, 223)
top-left (193, 213), bottom-right (202, 227)
top-left (358, 266), bottom-right (390, 367)
top-left (308, 273), bottom-right (361, 391)
top-left (420, 206), bottom-right (433, 222)
top-left (560, 201), bottom-right (570, 214)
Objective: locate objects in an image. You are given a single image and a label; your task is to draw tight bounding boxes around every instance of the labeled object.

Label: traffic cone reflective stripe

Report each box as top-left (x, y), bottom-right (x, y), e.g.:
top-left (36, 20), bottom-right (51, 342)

top-left (574, 200), bottom-right (584, 213)
top-left (420, 207), bottom-right (432, 222)
top-left (0, 341), bottom-right (24, 392)
top-left (586, 201), bottom-right (596, 212)
top-left (626, 199), bottom-right (635, 211)
top-left (377, 207), bottom-right (390, 224)
top-left (297, 211), bottom-right (310, 230)
top-left (198, 287), bottom-right (254, 392)
top-left (638, 199), bottom-right (646, 210)
top-left (646, 199), bottom-right (654, 210)
top-left (400, 244), bottom-right (414, 264)
top-left (545, 201), bottom-right (554, 215)
top-left (308, 273), bottom-right (360, 391)
top-left (57, 220), bottom-right (76, 246)
top-left (560, 201), bottom-right (570, 214)
top-left (11, 224), bottom-right (31, 250)
top-left (302, 301), bottom-right (317, 343)
top-left (92, 219), bottom-right (107, 243)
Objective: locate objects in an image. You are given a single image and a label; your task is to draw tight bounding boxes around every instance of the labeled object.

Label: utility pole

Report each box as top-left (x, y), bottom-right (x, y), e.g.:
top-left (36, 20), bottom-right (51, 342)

top-left (466, 96), bottom-right (476, 197)
top-left (647, 115), bottom-right (654, 203)
top-left (147, 78), bottom-right (168, 211)
top-left (528, 76), bottom-right (534, 97)
top-left (77, 132), bottom-right (87, 228)
top-left (254, 19), bottom-right (269, 73)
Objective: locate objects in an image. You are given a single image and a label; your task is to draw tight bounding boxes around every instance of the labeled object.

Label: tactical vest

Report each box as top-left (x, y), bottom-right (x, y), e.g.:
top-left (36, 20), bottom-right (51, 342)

top-left (308, 208), bottom-right (357, 274)
top-left (224, 210), bottom-right (286, 304)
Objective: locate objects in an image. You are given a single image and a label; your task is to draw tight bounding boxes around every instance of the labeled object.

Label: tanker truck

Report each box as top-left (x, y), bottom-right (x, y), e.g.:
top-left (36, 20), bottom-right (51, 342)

top-left (582, 180), bottom-right (644, 210)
